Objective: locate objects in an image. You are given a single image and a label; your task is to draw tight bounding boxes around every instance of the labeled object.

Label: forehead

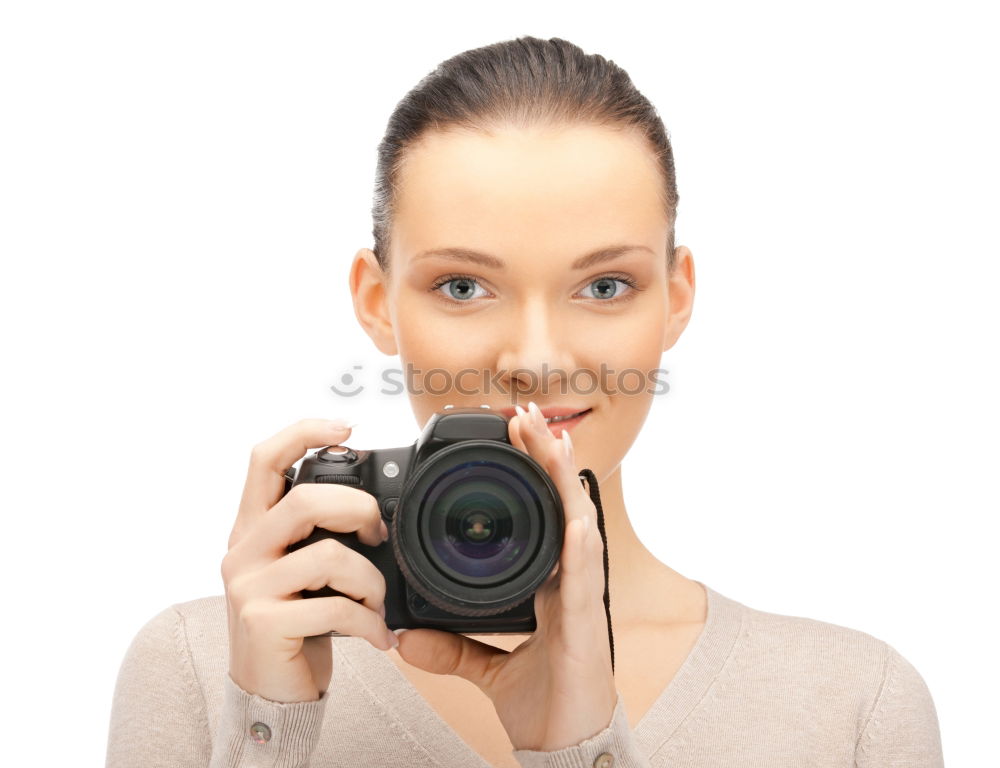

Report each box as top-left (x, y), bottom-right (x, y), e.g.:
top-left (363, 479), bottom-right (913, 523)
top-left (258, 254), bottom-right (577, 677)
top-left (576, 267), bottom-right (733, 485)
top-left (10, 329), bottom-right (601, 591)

top-left (391, 123), bottom-right (667, 261)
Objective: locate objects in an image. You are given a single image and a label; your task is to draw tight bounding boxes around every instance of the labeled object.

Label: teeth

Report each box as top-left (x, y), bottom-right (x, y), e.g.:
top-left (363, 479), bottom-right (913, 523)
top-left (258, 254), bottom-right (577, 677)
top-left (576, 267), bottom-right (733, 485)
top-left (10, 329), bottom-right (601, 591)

top-left (545, 410), bottom-right (587, 424)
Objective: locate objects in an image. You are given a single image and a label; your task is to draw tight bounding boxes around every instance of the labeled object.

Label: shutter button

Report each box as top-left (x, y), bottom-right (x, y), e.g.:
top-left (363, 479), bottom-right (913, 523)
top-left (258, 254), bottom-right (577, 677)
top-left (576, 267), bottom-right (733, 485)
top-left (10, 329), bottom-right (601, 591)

top-left (593, 753), bottom-right (614, 768)
top-left (249, 722), bottom-right (272, 744)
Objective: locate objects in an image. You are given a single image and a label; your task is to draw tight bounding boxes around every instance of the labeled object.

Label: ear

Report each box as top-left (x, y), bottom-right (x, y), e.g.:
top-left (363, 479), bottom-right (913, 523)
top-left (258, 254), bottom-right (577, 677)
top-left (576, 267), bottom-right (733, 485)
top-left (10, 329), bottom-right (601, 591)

top-left (349, 247), bottom-right (398, 356)
top-left (662, 245), bottom-right (696, 352)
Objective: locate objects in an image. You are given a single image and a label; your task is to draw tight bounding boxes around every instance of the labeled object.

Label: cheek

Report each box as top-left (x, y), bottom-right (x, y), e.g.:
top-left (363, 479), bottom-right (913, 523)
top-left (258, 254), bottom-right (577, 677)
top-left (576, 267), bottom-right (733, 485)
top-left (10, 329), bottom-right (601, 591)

top-left (603, 325), bottom-right (661, 368)
top-left (580, 306), bottom-right (664, 426)
top-left (393, 296), bottom-right (498, 376)
top-left (579, 303), bottom-right (666, 370)
top-left (392, 290), bottom-right (666, 391)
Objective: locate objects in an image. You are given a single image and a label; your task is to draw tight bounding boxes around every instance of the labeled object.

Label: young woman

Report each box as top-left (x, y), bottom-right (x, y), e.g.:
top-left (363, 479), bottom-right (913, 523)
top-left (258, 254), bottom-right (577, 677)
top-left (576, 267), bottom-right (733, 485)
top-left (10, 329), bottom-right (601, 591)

top-left (106, 36), bottom-right (944, 768)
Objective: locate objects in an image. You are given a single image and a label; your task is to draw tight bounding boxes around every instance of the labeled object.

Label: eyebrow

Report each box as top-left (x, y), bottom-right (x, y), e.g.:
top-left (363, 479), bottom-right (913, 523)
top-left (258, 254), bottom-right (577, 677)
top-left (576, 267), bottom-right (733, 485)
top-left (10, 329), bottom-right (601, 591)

top-left (412, 244), bottom-right (655, 270)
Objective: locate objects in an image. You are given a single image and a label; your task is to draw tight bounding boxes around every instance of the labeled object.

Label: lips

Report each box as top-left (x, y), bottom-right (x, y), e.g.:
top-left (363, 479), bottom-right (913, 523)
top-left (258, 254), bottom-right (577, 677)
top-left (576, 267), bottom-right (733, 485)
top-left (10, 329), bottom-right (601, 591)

top-left (543, 408), bottom-right (591, 424)
top-left (493, 405), bottom-right (594, 437)
top-left (497, 405), bottom-right (592, 421)
top-left (539, 407), bottom-right (591, 437)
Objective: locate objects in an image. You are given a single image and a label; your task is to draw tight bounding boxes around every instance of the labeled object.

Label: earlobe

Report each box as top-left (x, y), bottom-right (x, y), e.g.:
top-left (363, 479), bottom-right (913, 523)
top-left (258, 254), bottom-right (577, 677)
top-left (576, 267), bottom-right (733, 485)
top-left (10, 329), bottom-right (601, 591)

top-left (349, 247), bottom-right (399, 356)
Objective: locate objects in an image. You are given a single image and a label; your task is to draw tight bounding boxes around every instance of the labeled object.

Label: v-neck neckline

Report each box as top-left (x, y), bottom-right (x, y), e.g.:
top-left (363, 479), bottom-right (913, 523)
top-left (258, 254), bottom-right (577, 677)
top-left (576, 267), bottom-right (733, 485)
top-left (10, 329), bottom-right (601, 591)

top-left (332, 580), bottom-right (746, 767)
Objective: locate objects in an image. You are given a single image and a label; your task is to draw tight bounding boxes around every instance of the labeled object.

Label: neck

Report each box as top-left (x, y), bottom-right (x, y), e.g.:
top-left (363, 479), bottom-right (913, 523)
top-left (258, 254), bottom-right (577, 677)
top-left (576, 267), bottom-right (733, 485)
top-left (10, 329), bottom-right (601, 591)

top-left (586, 463), bottom-right (700, 627)
top-left (472, 464), bottom-right (705, 651)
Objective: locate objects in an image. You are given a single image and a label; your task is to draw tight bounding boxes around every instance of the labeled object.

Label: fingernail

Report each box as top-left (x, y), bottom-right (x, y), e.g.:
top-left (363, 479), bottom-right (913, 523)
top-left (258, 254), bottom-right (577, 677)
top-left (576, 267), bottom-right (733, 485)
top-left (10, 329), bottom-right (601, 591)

top-left (581, 515), bottom-right (590, 533)
top-left (380, 520), bottom-right (389, 542)
top-left (386, 628), bottom-right (399, 648)
top-left (379, 603), bottom-right (386, 618)
top-left (528, 401), bottom-right (544, 430)
top-left (562, 429), bottom-right (573, 461)
top-left (514, 404), bottom-right (527, 420)
top-left (330, 418), bottom-right (358, 430)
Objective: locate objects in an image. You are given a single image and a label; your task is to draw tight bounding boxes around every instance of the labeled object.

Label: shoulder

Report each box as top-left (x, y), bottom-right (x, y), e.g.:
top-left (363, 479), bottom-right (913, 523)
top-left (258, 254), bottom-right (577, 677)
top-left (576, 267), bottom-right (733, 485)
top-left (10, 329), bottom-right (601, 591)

top-left (737, 597), bottom-right (921, 696)
top-left (742, 599), bottom-right (891, 685)
top-left (127, 595), bottom-right (227, 646)
top-left (118, 596), bottom-right (232, 719)
top-left (112, 598), bottom-right (229, 729)
top-left (725, 593), bottom-right (940, 752)
top-left (120, 595), bottom-right (228, 680)
top-left (168, 594), bottom-right (229, 646)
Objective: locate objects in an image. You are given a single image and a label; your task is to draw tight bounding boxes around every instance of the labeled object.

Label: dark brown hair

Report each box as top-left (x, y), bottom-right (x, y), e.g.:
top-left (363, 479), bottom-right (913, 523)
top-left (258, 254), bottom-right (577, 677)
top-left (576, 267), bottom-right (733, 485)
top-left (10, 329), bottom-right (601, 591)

top-left (371, 36), bottom-right (680, 273)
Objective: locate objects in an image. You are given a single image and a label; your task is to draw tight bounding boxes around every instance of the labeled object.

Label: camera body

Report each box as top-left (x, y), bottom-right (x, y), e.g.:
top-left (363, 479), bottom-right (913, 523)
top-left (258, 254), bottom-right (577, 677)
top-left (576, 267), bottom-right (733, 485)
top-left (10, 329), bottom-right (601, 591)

top-left (284, 407), bottom-right (565, 636)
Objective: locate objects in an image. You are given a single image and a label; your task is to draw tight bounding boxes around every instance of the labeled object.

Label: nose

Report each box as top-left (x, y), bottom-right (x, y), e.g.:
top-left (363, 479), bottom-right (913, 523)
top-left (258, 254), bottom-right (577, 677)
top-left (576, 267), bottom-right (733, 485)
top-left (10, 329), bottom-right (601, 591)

top-left (495, 299), bottom-right (577, 400)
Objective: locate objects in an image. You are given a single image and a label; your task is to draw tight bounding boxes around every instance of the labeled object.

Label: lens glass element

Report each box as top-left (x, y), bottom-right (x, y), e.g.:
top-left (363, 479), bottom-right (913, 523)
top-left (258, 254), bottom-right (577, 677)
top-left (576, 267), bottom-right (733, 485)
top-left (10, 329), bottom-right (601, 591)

top-left (421, 460), bottom-right (542, 581)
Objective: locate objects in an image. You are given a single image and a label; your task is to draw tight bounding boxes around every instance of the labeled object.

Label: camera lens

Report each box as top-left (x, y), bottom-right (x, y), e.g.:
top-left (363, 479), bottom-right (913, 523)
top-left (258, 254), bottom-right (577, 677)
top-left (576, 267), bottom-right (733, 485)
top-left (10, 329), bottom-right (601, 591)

top-left (394, 440), bottom-right (563, 615)
top-left (425, 461), bottom-right (535, 580)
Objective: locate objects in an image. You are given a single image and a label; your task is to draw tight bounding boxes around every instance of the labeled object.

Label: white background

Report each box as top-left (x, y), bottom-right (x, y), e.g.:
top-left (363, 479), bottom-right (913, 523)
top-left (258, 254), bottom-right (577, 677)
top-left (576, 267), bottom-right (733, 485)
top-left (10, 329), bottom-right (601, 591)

top-left (2, 1), bottom-right (996, 764)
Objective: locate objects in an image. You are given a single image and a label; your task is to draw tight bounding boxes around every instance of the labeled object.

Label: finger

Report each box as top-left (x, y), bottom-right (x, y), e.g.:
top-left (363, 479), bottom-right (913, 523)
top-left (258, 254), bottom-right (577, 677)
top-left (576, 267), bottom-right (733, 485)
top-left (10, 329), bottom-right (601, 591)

top-left (514, 403), bottom-right (567, 498)
top-left (508, 412), bottom-right (528, 454)
top-left (518, 402), bottom-right (591, 529)
top-left (513, 405), bottom-right (603, 620)
top-left (509, 407), bottom-right (569, 594)
top-left (233, 418), bottom-right (356, 547)
top-left (545, 429), bottom-right (607, 615)
top-left (393, 627), bottom-right (507, 694)
top-left (554, 428), bottom-right (599, 533)
top-left (231, 483), bottom-right (386, 570)
top-left (559, 516), bottom-right (594, 616)
top-left (237, 536), bottom-right (388, 615)
top-left (265, 595), bottom-right (395, 650)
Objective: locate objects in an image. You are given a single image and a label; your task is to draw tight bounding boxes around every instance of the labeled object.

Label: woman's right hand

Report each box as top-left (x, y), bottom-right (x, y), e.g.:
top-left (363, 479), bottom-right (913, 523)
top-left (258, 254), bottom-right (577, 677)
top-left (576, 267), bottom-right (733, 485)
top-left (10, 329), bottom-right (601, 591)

top-left (221, 418), bottom-right (396, 703)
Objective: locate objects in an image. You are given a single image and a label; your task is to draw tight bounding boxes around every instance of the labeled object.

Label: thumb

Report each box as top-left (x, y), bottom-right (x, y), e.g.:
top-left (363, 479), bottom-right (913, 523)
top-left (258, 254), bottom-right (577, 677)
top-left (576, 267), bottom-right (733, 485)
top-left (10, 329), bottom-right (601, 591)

top-left (394, 628), bottom-right (507, 692)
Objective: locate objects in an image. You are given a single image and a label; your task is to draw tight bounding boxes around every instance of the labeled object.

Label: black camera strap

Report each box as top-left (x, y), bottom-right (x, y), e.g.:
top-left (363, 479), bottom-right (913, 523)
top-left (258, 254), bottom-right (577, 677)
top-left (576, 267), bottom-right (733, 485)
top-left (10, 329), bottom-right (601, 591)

top-left (578, 468), bottom-right (614, 674)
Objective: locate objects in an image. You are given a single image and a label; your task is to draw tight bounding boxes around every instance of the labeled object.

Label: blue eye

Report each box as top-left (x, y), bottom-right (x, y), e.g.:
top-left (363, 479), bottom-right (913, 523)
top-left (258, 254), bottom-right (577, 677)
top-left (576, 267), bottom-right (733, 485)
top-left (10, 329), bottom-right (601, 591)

top-left (431, 275), bottom-right (489, 302)
top-left (429, 273), bottom-right (641, 305)
top-left (579, 276), bottom-right (639, 302)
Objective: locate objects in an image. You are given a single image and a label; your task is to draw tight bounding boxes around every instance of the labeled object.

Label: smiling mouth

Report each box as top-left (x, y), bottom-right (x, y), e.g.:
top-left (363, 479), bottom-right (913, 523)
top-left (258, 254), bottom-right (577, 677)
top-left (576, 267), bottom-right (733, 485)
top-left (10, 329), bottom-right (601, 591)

top-left (544, 408), bottom-right (592, 424)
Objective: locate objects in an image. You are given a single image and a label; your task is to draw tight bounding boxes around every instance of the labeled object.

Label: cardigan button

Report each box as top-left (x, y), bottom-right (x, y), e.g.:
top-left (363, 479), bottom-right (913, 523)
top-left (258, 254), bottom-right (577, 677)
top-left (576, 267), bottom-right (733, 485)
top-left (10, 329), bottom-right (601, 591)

top-left (593, 753), bottom-right (614, 768)
top-left (249, 722), bottom-right (272, 744)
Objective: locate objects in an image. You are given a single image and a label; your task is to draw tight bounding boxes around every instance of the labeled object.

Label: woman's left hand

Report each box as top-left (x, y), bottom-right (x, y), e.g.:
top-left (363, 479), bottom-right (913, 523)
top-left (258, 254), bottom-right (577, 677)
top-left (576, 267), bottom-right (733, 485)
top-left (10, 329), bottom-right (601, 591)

top-left (392, 400), bottom-right (618, 751)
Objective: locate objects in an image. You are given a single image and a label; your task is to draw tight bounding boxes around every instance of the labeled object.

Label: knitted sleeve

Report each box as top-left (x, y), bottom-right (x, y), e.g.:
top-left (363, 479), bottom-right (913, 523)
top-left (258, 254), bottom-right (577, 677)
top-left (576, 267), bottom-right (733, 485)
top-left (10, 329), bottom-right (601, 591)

top-left (511, 691), bottom-right (650, 768)
top-left (855, 642), bottom-right (945, 767)
top-left (105, 605), bottom-right (328, 768)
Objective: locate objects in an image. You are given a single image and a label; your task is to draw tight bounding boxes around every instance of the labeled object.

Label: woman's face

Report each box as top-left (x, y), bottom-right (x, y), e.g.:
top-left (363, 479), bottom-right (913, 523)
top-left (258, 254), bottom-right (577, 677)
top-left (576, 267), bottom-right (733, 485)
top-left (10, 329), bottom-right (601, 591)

top-left (351, 123), bottom-right (694, 481)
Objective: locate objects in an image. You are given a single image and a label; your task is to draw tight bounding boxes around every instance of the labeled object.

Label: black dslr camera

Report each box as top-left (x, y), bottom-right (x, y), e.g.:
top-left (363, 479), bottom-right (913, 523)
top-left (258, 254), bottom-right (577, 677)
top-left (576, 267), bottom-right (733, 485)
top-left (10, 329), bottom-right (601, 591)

top-left (283, 407), bottom-right (565, 636)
